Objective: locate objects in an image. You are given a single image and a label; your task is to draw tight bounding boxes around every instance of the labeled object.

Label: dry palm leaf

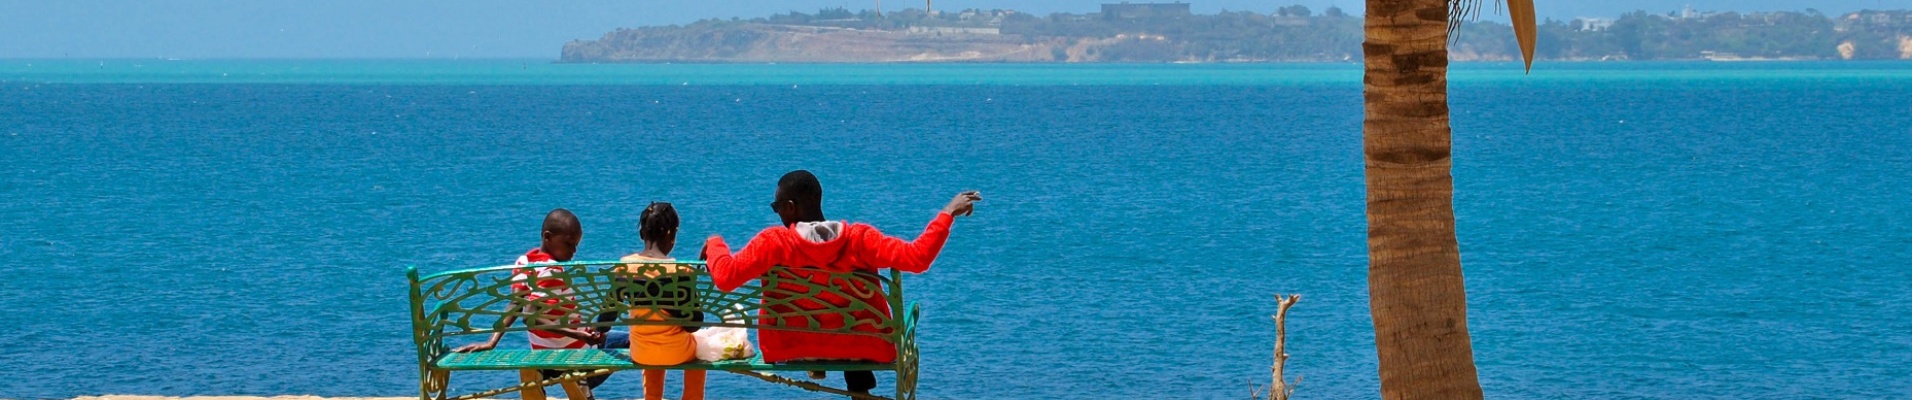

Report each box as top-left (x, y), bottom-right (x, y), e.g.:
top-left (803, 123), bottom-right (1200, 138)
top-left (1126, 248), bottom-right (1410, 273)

top-left (1450, 0), bottom-right (1539, 73)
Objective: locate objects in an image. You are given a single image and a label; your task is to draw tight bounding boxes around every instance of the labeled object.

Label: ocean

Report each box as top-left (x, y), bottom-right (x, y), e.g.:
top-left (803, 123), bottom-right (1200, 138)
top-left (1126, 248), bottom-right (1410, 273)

top-left (0, 60), bottom-right (1908, 399)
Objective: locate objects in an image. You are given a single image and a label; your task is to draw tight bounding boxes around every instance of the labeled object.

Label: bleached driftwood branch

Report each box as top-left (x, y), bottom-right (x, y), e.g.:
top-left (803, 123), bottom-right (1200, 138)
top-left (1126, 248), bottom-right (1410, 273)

top-left (1270, 294), bottom-right (1301, 400)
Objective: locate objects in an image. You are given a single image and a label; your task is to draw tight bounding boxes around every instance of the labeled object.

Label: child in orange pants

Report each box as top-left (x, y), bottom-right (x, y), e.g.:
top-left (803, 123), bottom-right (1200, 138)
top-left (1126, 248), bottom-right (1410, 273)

top-left (618, 202), bottom-right (706, 400)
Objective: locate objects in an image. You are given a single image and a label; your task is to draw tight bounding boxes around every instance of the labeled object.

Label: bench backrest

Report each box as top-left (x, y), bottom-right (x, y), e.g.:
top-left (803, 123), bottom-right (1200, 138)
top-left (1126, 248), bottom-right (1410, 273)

top-left (406, 260), bottom-right (907, 359)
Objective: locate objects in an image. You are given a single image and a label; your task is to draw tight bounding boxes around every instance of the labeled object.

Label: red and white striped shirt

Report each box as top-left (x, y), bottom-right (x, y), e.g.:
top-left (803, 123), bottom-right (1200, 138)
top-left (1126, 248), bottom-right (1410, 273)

top-left (511, 248), bottom-right (585, 350)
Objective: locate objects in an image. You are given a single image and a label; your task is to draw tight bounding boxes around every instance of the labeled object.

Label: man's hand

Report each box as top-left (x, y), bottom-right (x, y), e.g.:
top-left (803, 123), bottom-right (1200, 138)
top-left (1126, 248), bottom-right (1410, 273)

top-left (451, 341), bottom-right (497, 353)
top-left (942, 191), bottom-right (982, 217)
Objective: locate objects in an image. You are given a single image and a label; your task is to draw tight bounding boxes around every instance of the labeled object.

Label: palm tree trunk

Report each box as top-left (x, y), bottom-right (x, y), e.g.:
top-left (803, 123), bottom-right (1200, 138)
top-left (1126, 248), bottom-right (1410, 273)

top-left (1362, 1), bottom-right (1484, 399)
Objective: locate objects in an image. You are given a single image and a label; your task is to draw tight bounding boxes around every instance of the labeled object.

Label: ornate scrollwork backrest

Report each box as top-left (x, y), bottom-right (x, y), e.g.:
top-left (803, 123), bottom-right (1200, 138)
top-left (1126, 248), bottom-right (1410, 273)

top-left (408, 260), bottom-right (904, 358)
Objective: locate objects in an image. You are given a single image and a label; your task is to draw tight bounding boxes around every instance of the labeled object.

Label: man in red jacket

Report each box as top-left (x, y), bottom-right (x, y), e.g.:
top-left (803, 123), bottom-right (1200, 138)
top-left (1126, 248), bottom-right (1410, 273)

top-left (701, 170), bottom-right (980, 395)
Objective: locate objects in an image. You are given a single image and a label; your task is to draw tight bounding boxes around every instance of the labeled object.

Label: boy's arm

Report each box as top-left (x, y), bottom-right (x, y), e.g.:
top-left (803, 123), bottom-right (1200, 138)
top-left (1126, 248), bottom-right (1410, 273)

top-left (451, 302), bottom-right (526, 353)
top-left (529, 295), bottom-right (604, 345)
top-left (702, 229), bottom-right (787, 291)
top-left (454, 301), bottom-right (605, 351)
top-left (545, 326), bottom-right (605, 345)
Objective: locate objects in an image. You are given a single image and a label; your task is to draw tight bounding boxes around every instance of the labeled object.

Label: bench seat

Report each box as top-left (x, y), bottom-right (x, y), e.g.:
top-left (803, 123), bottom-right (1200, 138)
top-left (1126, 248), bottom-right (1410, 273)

top-left (436, 349), bottom-right (897, 371)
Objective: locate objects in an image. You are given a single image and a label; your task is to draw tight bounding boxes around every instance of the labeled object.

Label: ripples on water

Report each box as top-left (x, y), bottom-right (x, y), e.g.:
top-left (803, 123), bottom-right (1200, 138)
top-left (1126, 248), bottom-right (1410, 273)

top-left (0, 62), bottom-right (1908, 399)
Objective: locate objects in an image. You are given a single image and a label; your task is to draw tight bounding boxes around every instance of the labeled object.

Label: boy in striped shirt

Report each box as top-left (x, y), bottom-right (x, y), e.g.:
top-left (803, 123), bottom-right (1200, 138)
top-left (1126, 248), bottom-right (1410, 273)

top-left (454, 209), bottom-right (622, 395)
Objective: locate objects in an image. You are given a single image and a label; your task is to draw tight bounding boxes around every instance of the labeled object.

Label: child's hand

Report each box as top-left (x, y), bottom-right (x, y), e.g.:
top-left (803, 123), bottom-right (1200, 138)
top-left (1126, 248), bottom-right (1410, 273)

top-left (555, 327), bottom-right (606, 345)
top-left (451, 342), bottom-right (496, 353)
top-left (942, 191), bottom-right (982, 217)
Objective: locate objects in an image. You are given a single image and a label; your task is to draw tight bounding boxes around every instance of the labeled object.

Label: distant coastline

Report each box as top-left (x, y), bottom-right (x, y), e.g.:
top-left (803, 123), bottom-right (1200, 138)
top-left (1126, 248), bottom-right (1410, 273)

top-left (559, 4), bottom-right (1912, 64)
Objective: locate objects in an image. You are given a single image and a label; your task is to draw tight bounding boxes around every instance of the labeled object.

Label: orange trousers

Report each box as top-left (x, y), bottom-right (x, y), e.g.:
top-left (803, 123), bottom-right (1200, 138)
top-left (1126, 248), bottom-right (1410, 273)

top-left (643, 369), bottom-right (705, 400)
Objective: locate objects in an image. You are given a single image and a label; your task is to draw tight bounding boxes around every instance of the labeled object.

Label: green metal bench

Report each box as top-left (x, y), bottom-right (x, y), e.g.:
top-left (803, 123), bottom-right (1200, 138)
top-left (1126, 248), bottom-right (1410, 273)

top-left (408, 260), bottom-right (920, 400)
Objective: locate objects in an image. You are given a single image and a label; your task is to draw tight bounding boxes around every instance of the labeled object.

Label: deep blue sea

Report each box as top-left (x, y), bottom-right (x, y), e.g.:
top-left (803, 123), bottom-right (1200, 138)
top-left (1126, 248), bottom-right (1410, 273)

top-left (1, 60), bottom-right (1909, 399)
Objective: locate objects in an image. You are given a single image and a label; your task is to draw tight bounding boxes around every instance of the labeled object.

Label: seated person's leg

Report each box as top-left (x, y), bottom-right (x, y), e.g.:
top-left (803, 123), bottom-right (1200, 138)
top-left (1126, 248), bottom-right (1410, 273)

top-left (580, 330), bottom-right (629, 389)
top-left (643, 369), bottom-right (666, 400)
top-left (683, 370), bottom-right (707, 400)
top-left (600, 330), bottom-right (630, 349)
top-left (542, 368), bottom-right (611, 392)
top-left (584, 370), bottom-right (612, 390)
top-left (845, 371), bottom-right (876, 394)
top-left (520, 369), bottom-right (551, 400)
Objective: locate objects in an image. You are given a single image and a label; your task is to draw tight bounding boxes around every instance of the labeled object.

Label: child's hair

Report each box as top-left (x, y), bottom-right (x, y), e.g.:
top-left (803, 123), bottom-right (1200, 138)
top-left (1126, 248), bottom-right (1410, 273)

top-left (638, 202), bottom-right (678, 244)
top-left (543, 208), bottom-right (582, 237)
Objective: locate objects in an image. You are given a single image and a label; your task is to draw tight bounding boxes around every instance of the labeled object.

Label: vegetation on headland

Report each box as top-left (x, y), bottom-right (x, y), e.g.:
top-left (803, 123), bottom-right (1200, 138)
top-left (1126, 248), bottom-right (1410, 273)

top-left (1531, 9), bottom-right (1912, 60)
top-left (559, 6), bottom-right (1912, 63)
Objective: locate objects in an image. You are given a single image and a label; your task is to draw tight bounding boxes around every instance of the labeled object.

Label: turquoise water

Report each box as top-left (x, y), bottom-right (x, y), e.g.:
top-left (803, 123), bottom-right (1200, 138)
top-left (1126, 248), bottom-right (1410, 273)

top-left (1, 61), bottom-right (1909, 399)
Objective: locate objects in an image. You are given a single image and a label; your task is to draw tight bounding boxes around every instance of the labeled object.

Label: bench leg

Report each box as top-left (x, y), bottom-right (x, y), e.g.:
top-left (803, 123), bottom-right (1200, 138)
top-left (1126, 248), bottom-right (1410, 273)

top-left (518, 369), bottom-right (550, 400)
top-left (425, 369), bottom-right (450, 400)
top-left (895, 365), bottom-right (918, 400)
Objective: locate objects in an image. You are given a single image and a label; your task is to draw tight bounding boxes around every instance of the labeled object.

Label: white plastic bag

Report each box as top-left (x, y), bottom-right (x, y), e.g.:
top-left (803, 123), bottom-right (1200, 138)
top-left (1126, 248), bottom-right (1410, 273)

top-left (693, 304), bottom-right (756, 361)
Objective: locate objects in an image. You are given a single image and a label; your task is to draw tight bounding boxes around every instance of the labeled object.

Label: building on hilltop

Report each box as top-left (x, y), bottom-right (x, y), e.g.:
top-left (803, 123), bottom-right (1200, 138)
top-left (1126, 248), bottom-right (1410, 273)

top-left (1573, 17), bottom-right (1614, 31)
top-left (907, 26), bottom-right (1001, 35)
top-left (1101, 2), bottom-right (1192, 21)
top-left (1837, 10), bottom-right (1912, 31)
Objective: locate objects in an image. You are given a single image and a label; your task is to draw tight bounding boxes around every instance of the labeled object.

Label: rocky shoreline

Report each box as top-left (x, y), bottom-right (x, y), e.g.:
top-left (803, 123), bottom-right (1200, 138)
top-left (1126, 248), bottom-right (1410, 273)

top-left (558, 8), bottom-right (1912, 64)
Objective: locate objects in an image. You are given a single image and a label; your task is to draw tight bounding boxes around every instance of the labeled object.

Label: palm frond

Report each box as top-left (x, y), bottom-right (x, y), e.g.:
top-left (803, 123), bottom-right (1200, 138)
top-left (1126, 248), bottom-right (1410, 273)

top-left (1446, 0), bottom-right (1488, 36)
top-left (1448, 0), bottom-right (1538, 72)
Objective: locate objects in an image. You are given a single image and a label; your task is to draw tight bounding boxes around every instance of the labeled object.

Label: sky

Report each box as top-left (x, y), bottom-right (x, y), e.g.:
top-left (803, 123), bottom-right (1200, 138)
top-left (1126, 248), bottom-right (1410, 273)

top-left (0, 0), bottom-right (1893, 59)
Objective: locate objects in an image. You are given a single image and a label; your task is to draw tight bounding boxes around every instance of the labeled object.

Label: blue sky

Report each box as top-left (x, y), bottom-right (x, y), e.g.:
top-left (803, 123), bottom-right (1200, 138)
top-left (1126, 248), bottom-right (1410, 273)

top-left (0, 0), bottom-right (1889, 58)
